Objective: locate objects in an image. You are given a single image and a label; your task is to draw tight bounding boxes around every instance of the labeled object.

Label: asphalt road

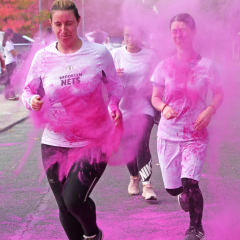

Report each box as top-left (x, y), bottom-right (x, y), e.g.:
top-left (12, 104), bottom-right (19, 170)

top-left (0, 63), bottom-right (240, 240)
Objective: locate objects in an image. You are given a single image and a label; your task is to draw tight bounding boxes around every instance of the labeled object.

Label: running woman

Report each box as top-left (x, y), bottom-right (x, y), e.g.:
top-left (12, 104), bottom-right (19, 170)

top-left (151, 13), bottom-right (224, 240)
top-left (2, 28), bottom-right (19, 100)
top-left (111, 26), bottom-right (159, 200)
top-left (22, 1), bottom-right (123, 240)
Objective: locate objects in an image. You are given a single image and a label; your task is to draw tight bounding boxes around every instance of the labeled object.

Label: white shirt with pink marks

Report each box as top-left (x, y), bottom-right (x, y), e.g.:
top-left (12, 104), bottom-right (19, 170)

top-left (151, 55), bottom-right (222, 141)
top-left (22, 39), bottom-right (123, 148)
top-left (111, 46), bottom-right (159, 120)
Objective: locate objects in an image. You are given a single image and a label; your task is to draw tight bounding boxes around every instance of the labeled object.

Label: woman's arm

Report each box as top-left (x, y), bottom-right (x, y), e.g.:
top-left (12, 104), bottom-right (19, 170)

top-left (152, 85), bottom-right (165, 111)
top-left (152, 86), bottom-right (178, 120)
top-left (22, 51), bottom-right (44, 111)
top-left (10, 49), bottom-right (18, 57)
top-left (102, 47), bottom-right (123, 126)
top-left (194, 86), bottom-right (224, 131)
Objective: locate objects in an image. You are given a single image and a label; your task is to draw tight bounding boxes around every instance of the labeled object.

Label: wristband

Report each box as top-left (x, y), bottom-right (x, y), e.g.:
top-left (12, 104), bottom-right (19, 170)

top-left (161, 104), bottom-right (168, 112)
top-left (208, 105), bottom-right (216, 114)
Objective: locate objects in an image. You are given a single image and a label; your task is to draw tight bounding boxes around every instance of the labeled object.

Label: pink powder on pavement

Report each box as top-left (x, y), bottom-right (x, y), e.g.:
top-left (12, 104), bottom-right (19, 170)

top-left (0, 143), bottom-right (23, 146)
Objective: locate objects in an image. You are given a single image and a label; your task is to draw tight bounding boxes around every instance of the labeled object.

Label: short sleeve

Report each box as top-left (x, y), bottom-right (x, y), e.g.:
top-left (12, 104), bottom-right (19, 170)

top-left (208, 63), bottom-right (223, 90)
top-left (151, 61), bottom-right (165, 87)
top-left (6, 41), bottom-right (14, 52)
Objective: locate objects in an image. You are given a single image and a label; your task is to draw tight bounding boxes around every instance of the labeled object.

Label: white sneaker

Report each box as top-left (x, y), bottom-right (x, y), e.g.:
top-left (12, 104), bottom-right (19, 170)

top-left (128, 176), bottom-right (141, 195)
top-left (142, 184), bottom-right (157, 200)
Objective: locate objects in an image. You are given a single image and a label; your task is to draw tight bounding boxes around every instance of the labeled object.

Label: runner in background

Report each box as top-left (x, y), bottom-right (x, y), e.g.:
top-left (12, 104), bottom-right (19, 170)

top-left (85, 30), bottom-right (108, 44)
top-left (151, 13), bottom-right (224, 240)
top-left (2, 28), bottom-right (19, 100)
top-left (22, 1), bottom-right (123, 240)
top-left (111, 25), bottom-right (159, 200)
top-left (42, 27), bottom-right (56, 46)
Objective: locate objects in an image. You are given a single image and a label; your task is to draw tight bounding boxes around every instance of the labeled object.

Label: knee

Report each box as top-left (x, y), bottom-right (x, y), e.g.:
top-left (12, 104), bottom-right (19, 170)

top-left (181, 178), bottom-right (199, 190)
top-left (64, 195), bottom-right (85, 213)
top-left (166, 187), bottom-right (183, 196)
top-left (56, 198), bottom-right (69, 216)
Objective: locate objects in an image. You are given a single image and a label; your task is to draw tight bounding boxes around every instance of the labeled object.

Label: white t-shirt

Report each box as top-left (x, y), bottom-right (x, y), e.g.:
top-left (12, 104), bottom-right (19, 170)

top-left (22, 39), bottom-right (123, 148)
top-left (111, 46), bottom-right (159, 120)
top-left (4, 41), bottom-right (17, 65)
top-left (151, 55), bottom-right (222, 141)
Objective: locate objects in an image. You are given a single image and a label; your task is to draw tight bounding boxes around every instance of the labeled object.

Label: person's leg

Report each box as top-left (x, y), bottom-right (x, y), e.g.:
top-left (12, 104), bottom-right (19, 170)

top-left (181, 178), bottom-right (203, 227)
top-left (126, 157), bottom-right (138, 177)
top-left (62, 154), bottom-right (107, 238)
top-left (123, 118), bottom-right (141, 195)
top-left (157, 138), bottom-right (182, 190)
top-left (166, 187), bottom-right (183, 196)
top-left (5, 62), bottom-right (17, 99)
top-left (42, 144), bottom-right (85, 240)
top-left (126, 157), bottom-right (141, 195)
top-left (135, 115), bottom-right (157, 199)
top-left (4, 63), bottom-right (11, 99)
top-left (181, 139), bottom-right (208, 239)
top-left (137, 115), bottom-right (154, 184)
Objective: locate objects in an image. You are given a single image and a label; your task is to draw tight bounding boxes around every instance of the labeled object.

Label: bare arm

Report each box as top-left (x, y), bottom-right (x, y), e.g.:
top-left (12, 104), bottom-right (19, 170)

top-left (152, 85), bottom-right (165, 111)
top-left (10, 49), bottom-right (18, 57)
top-left (194, 86), bottom-right (224, 131)
top-left (210, 86), bottom-right (224, 110)
top-left (152, 86), bottom-right (178, 120)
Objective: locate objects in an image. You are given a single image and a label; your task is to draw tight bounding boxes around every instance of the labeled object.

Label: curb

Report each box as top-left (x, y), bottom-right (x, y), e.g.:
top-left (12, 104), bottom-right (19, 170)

top-left (0, 116), bottom-right (29, 134)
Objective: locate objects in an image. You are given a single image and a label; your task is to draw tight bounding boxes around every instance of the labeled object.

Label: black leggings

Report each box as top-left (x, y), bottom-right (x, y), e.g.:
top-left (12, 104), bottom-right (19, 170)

top-left (41, 144), bottom-right (107, 240)
top-left (5, 62), bottom-right (17, 99)
top-left (126, 115), bottom-right (154, 183)
top-left (166, 178), bottom-right (203, 228)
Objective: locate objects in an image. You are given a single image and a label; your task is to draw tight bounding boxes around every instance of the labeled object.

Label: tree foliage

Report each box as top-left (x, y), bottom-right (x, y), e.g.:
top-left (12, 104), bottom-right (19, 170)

top-left (0, 0), bottom-right (50, 37)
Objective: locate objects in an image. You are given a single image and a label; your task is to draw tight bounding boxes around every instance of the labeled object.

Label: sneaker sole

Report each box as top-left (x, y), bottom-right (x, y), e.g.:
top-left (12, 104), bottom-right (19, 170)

top-left (145, 196), bottom-right (157, 200)
top-left (142, 193), bottom-right (157, 200)
top-left (129, 192), bottom-right (140, 195)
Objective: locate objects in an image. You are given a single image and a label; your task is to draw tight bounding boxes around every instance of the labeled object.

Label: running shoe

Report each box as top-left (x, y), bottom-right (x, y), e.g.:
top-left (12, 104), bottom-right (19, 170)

top-left (83, 229), bottom-right (104, 240)
top-left (184, 226), bottom-right (205, 240)
top-left (142, 184), bottom-right (157, 200)
top-left (7, 96), bottom-right (19, 101)
top-left (128, 176), bottom-right (141, 195)
top-left (178, 192), bottom-right (189, 212)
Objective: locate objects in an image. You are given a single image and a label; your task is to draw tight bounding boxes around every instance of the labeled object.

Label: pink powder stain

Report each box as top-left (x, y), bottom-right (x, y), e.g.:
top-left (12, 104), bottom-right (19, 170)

top-left (0, 143), bottom-right (23, 146)
top-left (31, 84), bottom-right (123, 180)
top-left (97, 208), bottom-right (187, 240)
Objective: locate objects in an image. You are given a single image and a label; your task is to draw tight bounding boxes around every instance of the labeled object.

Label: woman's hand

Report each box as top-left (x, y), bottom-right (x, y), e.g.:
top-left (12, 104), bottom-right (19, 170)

top-left (163, 105), bottom-right (178, 120)
top-left (111, 109), bottom-right (122, 126)
top-left (194, 107), bottom-right (215, 131)
top-left (116, 68), bottom-right (124, 77)
top-left (10, 49), bottom-right (18, 57)
top-left (32, 96), bottom-right (44, 111)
